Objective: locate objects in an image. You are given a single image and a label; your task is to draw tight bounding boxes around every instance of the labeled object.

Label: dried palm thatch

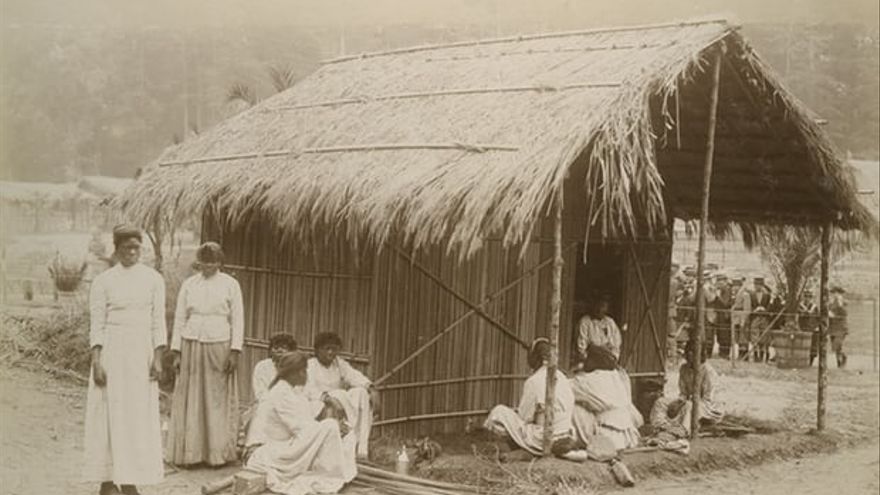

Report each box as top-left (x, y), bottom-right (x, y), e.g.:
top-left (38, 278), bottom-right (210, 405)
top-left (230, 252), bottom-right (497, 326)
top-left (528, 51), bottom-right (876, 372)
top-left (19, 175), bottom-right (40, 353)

top-left (120, 17), bottom-right (875, 259)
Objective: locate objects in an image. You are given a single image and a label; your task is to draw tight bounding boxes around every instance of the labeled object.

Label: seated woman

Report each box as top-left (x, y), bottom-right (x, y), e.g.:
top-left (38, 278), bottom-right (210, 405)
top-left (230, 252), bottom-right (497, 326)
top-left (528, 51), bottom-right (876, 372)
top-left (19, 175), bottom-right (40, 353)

top-left (241, 334), bottom-right (299, 451)
top-left (484, 338), bottom-right (574, 457)
top-left (245, 351), bottom-right (356, 495)
top-left (253, 334), bottom-right (299, 403)
top-left (576, 294), bottom-right (624, 362)
top-left (651, 340), bottom-right (723, 437)
top-left (306, 332), bottom-right (378, 459)
top-left (570, 345), bottom-right (643, 451)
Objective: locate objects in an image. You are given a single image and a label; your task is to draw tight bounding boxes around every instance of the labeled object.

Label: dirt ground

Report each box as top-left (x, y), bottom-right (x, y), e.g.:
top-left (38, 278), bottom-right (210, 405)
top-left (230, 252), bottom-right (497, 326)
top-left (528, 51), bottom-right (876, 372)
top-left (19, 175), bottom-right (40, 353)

top-left (603, 441), bottom-right (880, 495)
top-left (3, 357), bottom-right (876, 495)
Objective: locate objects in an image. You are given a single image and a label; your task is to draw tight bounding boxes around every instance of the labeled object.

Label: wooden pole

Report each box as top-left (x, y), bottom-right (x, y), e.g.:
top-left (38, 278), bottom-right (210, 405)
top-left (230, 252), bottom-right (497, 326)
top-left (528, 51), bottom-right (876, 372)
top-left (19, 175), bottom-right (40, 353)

top-left (690, 47), bottom-right (723, 439)
top-left (542, 195), bottom-right (564, 456)
top-left (817, 221), bottom-right (831, 431)
top-left (873, 296), bottom-right (877, 372)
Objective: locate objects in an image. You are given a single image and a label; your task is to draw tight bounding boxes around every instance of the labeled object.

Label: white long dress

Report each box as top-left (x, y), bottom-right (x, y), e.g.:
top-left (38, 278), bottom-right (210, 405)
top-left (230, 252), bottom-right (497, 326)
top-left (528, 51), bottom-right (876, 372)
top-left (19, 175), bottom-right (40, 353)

top-left (305, 357), bottom-right (372, 458)
top-left (246, 381), bottom-right (357, 495)
top-left (82, 263), bottom-right (167, 485)
top-left (484, 366), bottom-right (574, 455)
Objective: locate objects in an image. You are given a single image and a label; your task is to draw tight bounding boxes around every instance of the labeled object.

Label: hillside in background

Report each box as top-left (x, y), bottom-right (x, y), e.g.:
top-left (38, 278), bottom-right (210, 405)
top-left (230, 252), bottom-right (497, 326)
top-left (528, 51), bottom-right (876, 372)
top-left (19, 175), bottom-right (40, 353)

top-left (0, 19), bottom-right (877, 181)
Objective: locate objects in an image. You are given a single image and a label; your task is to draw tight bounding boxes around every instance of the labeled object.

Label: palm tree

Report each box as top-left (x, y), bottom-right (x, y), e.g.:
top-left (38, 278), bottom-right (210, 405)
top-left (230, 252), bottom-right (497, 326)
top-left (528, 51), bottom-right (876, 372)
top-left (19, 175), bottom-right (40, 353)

top-left (226, 64), bottom-right (296, 109)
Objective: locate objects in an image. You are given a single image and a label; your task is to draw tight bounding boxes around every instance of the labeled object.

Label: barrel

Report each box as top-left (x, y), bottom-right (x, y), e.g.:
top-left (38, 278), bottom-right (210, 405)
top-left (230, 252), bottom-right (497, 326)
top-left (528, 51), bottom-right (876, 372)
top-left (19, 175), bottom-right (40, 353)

top-left (770, 330), bottom-right (813, 369)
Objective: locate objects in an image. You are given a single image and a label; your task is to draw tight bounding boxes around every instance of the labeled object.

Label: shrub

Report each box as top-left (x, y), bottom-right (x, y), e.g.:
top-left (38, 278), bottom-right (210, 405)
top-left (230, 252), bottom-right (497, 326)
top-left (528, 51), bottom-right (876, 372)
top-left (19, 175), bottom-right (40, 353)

top-left (47, 252), bottom-right (88, 293)
top-left (1, 306), bottom-right (91, 377)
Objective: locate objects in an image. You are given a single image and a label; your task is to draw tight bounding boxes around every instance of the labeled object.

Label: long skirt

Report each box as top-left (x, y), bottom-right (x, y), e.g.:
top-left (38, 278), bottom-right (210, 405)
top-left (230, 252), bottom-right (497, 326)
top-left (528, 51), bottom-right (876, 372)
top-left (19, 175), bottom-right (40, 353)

top-left (166, 340), bottom-right (240, 466)
top-left (326, 388), bottom-right (372, 458)
top-left (246, 420), bottom-right (357, 495)
top-left (82, 323), bottom-right (164, 485)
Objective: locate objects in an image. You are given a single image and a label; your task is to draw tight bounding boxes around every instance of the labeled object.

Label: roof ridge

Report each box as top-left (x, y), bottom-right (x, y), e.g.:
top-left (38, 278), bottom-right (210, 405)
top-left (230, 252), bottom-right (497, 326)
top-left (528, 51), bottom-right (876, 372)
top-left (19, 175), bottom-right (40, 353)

top-left (322, 17), bottom-right (731, 65)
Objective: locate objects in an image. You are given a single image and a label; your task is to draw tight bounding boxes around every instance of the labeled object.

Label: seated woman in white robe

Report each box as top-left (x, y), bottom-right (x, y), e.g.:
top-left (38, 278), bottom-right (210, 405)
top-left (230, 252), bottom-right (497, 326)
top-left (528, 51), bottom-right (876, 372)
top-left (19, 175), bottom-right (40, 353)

top-left (306, 332), bottom-right (378, 459)
top-left (484, 338), bottom-right (574, 457)
top-left (241, 334), bottom-right (298, 451)
top-left (651, 340), bottom-right (724, 436)
top-left (245, 351), bottom-right (356, 495)
top-left (570, 345), bottom-right (643, 451)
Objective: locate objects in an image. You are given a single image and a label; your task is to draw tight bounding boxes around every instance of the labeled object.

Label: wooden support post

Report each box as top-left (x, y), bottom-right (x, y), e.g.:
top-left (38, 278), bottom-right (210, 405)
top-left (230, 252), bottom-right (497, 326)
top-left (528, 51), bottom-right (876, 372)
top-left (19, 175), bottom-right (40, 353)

top-left (690, 47), bottom-right (723, 439)
top-left (817, 222), bottom-right (831, 431)
top-left (542, 195), bottom-right (564, 456)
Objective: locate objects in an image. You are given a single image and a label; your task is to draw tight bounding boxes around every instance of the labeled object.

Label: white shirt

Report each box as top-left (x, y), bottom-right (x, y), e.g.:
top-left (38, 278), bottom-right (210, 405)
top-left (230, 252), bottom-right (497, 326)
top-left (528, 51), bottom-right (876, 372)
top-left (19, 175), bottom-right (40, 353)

top-left (518, 366), bottom-right (574, 434)
top-left (171, 272), bottom-right (244, 351)
top-left (89, 263), bottom-right (166, 350)
top-left (247, 381), bottom-right (324, 447)
top-left (306, 357), bottom-right (371, 394)
top-left (577, 315), bottom-right (622, 359)
top-left (252, 358), bottom-right (276, 402)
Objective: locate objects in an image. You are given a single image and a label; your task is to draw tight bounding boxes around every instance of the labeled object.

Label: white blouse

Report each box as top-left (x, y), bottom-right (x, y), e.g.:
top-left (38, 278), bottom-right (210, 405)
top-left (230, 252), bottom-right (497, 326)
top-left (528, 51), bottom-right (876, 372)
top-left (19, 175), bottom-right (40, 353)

top-left (171, 272), bottom-right (244, 351)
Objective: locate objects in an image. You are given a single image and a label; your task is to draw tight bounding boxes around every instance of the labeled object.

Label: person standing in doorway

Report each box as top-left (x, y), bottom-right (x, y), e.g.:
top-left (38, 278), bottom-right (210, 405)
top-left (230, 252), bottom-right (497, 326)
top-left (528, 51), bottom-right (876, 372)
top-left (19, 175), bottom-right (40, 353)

top-left (576, 293), bottom-right (625, 362)
top-left (82, 225), bottom-right (166, 495)
top-left (167, 242), bottom-right (244, 467)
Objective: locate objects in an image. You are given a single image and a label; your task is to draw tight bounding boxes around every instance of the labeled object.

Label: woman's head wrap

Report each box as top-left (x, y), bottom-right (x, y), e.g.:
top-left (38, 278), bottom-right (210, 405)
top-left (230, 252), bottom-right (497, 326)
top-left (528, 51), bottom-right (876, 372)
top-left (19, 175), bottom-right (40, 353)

top-left (580, 344), bottom-right (618, 372)
top-left (196, 241), bottom-right (224, 264)
top-left (112, 224), bottom-right (143, 248)
top-left (527, 337), bottom-right (551, 370)
top-left (270, 351), bottom-right (309, 388)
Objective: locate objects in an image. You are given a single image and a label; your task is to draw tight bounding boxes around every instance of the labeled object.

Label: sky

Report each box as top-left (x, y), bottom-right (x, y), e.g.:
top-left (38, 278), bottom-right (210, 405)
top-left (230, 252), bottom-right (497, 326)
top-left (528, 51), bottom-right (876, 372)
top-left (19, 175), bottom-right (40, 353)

top-left (2, 0), bottom-right (878, 31)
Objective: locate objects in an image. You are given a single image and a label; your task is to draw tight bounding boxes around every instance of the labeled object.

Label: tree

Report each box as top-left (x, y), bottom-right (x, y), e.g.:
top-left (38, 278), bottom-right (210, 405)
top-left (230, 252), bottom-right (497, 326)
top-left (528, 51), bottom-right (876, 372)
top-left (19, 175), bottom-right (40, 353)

top-left (757, 225), bottom-right (866, 314)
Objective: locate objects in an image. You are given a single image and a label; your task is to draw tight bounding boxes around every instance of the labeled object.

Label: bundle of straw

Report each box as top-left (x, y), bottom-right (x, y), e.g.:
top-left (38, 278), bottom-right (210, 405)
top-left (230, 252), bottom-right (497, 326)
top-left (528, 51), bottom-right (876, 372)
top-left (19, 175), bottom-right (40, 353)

top-left (352, 463), bottom-right (480, 495)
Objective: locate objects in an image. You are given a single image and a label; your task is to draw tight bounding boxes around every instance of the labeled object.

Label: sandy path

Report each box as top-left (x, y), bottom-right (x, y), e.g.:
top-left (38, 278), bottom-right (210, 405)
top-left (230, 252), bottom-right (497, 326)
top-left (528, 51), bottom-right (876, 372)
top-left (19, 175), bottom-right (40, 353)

top-left (605, 442), bottom-right (880, 495)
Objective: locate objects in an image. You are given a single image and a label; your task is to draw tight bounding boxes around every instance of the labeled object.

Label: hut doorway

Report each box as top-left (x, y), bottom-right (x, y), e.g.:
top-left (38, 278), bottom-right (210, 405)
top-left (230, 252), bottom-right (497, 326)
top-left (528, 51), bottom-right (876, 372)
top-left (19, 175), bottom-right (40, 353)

top-left (570, 243), bottom-right (626, 362)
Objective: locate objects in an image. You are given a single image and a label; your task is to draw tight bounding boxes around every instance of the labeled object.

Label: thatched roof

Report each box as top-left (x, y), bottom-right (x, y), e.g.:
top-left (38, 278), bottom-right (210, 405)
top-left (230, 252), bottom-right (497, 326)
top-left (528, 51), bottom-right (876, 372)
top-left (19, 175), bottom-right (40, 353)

top-left (122, 17), bottom-right (875, 257)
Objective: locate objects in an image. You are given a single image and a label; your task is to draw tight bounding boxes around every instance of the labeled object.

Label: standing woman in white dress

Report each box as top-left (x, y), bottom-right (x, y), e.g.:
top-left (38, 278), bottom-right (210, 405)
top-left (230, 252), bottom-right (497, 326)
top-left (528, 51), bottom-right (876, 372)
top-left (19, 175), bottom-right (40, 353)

top-left (167, 242), bottom-right (244, 466)
top-left (82, 225), bottom-right (167, 495)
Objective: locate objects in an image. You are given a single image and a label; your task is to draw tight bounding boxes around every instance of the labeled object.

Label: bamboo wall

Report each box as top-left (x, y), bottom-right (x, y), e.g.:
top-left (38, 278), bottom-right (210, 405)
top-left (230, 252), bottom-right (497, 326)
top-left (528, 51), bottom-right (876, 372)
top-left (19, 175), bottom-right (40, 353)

top-left (203, 207), bottom-right (670, 435)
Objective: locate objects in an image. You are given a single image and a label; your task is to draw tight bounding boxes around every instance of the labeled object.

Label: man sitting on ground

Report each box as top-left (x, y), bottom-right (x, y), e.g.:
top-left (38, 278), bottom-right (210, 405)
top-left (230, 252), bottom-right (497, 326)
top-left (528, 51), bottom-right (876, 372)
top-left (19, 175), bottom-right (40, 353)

top-left (484, 338), bottom-right (575, 459)
top-left (306, 332), bottom-right (378, 459)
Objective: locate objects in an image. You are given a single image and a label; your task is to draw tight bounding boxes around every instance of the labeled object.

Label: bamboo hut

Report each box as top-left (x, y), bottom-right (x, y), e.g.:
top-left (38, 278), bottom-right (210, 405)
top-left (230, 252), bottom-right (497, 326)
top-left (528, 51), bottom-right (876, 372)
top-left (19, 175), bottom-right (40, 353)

top-left (121, 18), bottom-right (874, 435)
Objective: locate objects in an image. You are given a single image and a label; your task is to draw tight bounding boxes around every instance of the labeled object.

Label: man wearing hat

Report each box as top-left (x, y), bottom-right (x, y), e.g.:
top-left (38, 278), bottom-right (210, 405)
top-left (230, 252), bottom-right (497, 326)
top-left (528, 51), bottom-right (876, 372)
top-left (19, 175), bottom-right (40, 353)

top-left (82, 225), bottom-right (167, 495)
top-left (799, 289), bottom-right (821, 366)
top-left (730, 276), bottom-right (752, 360)
top-left (829, 286), bottom-right (848, 368)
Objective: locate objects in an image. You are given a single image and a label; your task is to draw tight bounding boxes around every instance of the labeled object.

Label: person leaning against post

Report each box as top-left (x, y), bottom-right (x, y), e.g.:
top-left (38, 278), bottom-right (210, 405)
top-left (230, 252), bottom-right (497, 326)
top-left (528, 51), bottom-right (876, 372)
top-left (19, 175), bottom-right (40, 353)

top-left (82, 225), bottom-right (167, 495)
top-left (166, 242), bottom-right (245, 467)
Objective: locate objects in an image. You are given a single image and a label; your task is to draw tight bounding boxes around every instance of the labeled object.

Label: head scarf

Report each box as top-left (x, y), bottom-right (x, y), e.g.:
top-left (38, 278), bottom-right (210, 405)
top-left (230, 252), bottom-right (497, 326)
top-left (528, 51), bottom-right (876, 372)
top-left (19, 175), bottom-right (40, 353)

top-left (270, 351), bottom-right (309, 388)
top-left (196, 241), bottom-right (224, 264)
top-left (527, 337), bottom-right (551, 370)
top-left (581, 344), bottom-right (618, 372)
top-left (112, 224), bottom-right (143, 248)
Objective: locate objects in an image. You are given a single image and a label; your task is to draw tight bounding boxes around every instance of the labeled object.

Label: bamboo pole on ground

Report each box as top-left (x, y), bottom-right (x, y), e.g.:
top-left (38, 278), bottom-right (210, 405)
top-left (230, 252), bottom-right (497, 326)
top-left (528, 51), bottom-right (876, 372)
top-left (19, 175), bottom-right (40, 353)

top-left (690, 47), bottom-right (722, 440)
top-left (817, 222), bottom-right (831, 431)
top-left (542, 194), bottom-right (564, 456)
